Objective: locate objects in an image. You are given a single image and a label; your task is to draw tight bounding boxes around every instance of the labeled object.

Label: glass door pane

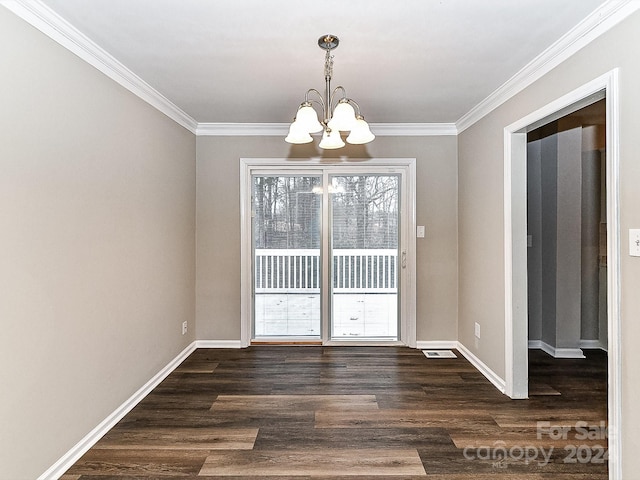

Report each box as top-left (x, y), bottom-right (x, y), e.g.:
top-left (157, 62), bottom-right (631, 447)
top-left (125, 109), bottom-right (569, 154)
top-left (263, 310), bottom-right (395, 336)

top-left (329, 175), bottom-right (400, 339)
top-left (252, 175), bottom-right (321, 338)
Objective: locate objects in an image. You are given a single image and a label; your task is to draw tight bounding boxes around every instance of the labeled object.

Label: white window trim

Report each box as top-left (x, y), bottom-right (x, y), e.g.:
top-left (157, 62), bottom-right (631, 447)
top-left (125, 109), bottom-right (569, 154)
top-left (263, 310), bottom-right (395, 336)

top-left (240, 157), bottom-right (417, 348)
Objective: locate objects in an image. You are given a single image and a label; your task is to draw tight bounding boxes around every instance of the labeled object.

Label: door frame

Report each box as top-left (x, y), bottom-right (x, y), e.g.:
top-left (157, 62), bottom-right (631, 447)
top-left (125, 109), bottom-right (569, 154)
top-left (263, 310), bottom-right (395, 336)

top-left (503, 69), bottom-right (620, 476)
top-left (240, 157), bottom-right (417, 348)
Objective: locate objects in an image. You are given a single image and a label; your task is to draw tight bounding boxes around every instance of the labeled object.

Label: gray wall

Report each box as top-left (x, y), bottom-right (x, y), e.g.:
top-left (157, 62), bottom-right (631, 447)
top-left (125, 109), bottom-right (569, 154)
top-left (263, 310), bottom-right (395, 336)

top-left (555, 127), bottom-right (583, 349)
top-left (581, 125), bottom-right (604, 342)
top-left (541, 132), bottom-right (559, 347)
top-left (458, 10), bottom-right (640, 476)
top-left (0, 9), bottom-right (196, 478)
top-left (196, 136), bottom-right (459, 343)
top-left (526, 140), bottom-right (543, 341)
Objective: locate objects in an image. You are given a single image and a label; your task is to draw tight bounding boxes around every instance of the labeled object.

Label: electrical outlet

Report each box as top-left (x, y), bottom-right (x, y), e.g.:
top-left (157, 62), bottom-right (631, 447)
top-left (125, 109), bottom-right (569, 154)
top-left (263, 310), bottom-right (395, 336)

top-left (182, 321), bottom-right (188, 335)
top-left (474, 322), bottom-right (481, 339)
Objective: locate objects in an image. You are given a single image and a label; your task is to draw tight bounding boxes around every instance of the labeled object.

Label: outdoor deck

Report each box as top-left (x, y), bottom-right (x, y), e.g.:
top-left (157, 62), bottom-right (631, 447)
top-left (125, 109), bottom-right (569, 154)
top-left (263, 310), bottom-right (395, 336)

top-left (254, 293), bottom-right (397, 338)
top-left (254, 248), bottom-right (399, 339)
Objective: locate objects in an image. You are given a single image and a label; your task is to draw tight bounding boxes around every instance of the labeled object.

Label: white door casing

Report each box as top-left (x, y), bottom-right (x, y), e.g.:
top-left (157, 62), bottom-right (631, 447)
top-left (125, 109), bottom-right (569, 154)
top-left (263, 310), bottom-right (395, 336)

top-left (503, 69), bottom-right (620, 478)
top-left (240, 158), bottom-right (417, 348)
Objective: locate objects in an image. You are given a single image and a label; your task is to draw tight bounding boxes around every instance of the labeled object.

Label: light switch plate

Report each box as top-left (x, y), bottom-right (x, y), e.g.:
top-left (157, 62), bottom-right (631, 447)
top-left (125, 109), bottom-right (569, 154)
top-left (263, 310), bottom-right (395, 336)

top-left (417, 226), bottom-right (425, 238)
top-left (630, 229), bottom-right (640, 257)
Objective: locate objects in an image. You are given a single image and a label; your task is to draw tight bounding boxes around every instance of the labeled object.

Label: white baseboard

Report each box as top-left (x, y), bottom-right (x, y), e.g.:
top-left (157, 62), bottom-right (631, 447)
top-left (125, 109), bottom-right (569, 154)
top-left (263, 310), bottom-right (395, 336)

top-left (41, 339), bottom-right (245, 478)
top-left (528, 340), bottom-right (585, 359)
top-left (528, 340), bottom-right (543, 349)
top-left (195, 340), bottom-right (243, 349)
top-left (552, 347), bottom-right (586, 359)
top-left (416, 340), bottom-right (458, 350)
top-left (40, 337), bottom-right (520, 478)
top-left (580, 339), bottom-right (608, 352)
top-left (456, 342), bottom-right (506, 394)
top-left (39, 341), bottom-right (198, 480)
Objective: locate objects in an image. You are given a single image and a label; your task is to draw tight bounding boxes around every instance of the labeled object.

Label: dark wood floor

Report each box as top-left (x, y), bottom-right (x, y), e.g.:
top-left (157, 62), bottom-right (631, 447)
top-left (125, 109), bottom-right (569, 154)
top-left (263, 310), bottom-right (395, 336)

top-left (62, 346), bottom-right (608, 479)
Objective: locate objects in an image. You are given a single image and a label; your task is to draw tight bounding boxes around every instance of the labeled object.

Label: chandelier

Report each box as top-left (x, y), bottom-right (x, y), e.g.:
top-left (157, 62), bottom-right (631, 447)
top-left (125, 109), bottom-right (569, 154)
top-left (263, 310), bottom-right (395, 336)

top-left (285, 34), bottom-right (375, 149)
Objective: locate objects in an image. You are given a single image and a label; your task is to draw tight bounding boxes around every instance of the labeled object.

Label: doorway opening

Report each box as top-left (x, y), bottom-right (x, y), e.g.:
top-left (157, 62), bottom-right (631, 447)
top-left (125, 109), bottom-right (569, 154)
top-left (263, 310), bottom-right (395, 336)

top-left (526, 99), bottom-right (609, 410)
top-left (526, 99), bottom-right (608, 359)
top-left (504, 69), bottom-right (620, 478)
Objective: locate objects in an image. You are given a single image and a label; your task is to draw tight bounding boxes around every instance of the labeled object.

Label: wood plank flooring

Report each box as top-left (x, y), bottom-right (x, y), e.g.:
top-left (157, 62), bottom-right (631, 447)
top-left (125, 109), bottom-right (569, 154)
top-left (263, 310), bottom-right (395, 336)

top-left (61, 347), bottom-right (608, 479)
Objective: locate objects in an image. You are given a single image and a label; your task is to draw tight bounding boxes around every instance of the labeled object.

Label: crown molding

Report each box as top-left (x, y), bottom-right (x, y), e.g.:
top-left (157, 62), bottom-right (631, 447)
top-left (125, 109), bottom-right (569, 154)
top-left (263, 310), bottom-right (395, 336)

top-left (1, 0), bottom-right (455, 139)
top-left (372, 123), bottom-right (458, 136)
top-left (196, 122), bottom-right (458, 137)
top-left (6, 0), bottom-right (634, 138)
top-left (196, 123), bottom-right (289, 136)
top-left (456, 0), bottom-right (640, 133)
top-left (1, 0), bottom-right (198, 134)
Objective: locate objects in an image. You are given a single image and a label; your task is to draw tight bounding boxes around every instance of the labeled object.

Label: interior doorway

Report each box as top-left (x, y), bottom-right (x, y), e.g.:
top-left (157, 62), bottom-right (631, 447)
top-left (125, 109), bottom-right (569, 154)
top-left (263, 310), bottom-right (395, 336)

top-left (503, 69), bottom-right (621, 478)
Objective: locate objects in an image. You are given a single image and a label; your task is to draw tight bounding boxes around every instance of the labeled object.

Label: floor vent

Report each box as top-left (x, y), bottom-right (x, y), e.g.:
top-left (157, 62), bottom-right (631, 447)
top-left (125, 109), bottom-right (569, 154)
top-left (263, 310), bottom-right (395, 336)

top-left (423, 350), bottom-right (457, 358)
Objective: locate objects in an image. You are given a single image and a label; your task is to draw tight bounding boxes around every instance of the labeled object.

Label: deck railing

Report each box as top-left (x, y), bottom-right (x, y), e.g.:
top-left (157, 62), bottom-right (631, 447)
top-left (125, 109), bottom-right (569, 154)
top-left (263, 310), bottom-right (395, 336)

top-left (254, 248), bottom-right (397, 294)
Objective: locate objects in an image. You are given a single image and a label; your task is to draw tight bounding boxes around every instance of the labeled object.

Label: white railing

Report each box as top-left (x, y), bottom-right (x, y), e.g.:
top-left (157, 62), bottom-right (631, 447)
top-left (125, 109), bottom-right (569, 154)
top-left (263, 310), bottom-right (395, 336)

top-left (254, 248), bottom-right (397, 293)
top-left (255, 249), bottom-right (320, 293)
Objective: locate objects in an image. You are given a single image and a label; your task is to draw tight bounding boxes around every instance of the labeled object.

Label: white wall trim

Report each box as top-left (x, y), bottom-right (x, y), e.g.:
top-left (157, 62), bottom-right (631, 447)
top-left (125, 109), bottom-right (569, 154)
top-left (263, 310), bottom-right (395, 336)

top-left (529, 340), bottom-right (607, 353)
top-left (416, 340), bottom-right (458, 350)
top-left (195, 340), bottom-right (243, 349)
top-left (196, 122), bottom-right (457, 137)
top-left (580, 339), bottom-right (608, 351)
top-left (38, 341), bottom-right (198, 480)
top-left (456, 342), bottom-right (506, 394)
top-left (197, 123), bottom-right (288, 136)
top-left (606, 67), bottom-right (623, 480)
top-left (528, 340), bottom-right (585, 359)
top-left (550, 347), bottom-right (585, 359)
top-left (456, 0), bottom-right (639, 133)
top-left (1, 0), bottom-right (198, 134)
top-left (504, 68), bottom-right (621, 479)
top-left (38, 339), bottom-right (247, 479)
top-left (371, 123), bottom-right (458, 136)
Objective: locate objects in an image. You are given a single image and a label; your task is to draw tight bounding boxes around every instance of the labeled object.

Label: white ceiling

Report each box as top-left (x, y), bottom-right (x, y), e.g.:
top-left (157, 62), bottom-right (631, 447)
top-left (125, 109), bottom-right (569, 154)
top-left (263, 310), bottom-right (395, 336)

top-left (37, 0), bottom-right (607, 124)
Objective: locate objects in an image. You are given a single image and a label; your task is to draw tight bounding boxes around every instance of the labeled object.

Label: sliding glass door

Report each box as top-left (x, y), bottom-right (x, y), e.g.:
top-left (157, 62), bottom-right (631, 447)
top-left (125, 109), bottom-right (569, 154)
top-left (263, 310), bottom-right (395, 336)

top-left (329, 175), bottom-right (400, 340)
top-left (252, 174), bottom-right (322, 338)
top-left (246, 162), bottom-right (412, 345)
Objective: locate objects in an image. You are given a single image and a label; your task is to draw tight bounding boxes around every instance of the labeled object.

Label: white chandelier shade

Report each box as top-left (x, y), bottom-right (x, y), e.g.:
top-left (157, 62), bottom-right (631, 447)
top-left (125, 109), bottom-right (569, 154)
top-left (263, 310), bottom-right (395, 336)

top-left (346, 116), bottom-right (376, 144)
top-left (284, 122), bottom-right (313, 144)
top-left (327, 100), bottom-right (357, 132)
top-left (285, 35), bottom-right (375, 149)
top-left (293, 103), bottom-right (323, 133)
top-left (318, 127), bottom-right (346, 149)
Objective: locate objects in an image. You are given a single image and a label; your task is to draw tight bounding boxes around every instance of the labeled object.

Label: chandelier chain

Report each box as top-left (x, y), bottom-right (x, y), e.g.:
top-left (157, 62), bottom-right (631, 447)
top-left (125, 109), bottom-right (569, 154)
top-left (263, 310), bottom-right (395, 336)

top-left (324, 49), bottom-right (334, 79)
